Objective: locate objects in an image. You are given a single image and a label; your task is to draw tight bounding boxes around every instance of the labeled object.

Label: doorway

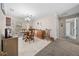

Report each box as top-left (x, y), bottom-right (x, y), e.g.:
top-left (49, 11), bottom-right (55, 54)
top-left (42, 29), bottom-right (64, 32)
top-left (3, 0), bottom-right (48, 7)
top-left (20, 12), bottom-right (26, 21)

top-left (65, 18), bottom-right (77, 39)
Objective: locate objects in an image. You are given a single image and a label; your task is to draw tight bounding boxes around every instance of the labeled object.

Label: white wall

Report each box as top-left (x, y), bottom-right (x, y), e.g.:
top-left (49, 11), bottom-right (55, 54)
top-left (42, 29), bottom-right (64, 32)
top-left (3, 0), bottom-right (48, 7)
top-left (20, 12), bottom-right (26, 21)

top-left (32, 14), bottom-right (59, 39)
top-left (0, 5), bottom-right (5, 50)
top-left (10, 17), bottom-right (22, 37)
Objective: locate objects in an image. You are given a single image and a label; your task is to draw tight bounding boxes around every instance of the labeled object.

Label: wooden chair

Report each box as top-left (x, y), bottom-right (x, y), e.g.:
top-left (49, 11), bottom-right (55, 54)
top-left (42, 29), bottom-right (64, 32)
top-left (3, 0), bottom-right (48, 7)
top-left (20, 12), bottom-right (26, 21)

top-left (24, 29), bottom-right (35, 42)
top-left (29, 29), bottom-right (35, 42)
top-left (23, 32), bottom-right (29, 42)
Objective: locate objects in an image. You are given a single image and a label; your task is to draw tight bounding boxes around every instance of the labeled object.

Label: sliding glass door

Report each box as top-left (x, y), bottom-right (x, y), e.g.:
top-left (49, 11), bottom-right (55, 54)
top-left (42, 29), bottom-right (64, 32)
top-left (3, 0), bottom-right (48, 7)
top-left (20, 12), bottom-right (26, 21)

top-left (76, 17), bottom-right (79, 40)
top-left (65, 18), bottom-right (77, 39)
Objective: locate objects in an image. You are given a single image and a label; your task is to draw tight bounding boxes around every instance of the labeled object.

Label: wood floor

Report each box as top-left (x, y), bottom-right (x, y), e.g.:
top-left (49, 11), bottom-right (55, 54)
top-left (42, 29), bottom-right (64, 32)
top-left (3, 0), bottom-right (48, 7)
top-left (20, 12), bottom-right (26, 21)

top-left (35, 39), bottom-right (79, 56)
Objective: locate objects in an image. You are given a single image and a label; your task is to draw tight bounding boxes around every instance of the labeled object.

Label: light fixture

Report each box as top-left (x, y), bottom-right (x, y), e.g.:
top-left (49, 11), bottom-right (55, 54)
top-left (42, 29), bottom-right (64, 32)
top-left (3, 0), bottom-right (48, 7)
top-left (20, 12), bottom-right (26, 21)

top-left (25, 14), bottom-right (32, 21)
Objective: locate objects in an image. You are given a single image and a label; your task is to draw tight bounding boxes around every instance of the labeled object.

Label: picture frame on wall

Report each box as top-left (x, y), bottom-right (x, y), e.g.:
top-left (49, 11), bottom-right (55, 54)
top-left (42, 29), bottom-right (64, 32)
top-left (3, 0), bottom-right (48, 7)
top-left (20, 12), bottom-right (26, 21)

top-left (6, 17), bottom-right (11, 26)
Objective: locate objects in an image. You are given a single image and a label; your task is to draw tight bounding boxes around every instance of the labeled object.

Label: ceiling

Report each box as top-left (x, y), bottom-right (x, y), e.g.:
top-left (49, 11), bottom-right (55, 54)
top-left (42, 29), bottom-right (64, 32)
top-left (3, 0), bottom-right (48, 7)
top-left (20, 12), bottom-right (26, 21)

top-left (3, 3), bottom-right (79, 19)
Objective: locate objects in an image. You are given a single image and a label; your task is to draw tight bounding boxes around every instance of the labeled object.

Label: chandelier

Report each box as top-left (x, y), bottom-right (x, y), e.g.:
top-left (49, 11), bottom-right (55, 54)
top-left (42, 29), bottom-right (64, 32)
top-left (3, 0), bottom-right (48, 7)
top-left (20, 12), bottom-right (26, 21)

top-left (25, 15), bottom-right (33, 22)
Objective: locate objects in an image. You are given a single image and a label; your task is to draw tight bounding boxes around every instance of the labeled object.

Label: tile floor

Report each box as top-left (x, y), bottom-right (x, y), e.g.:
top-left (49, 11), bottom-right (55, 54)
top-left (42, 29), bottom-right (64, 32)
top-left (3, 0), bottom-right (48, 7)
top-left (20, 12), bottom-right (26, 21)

top-left (18, 37), bottom-right (51, 56)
